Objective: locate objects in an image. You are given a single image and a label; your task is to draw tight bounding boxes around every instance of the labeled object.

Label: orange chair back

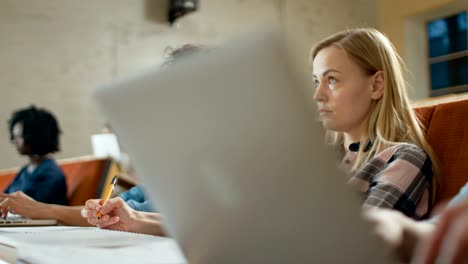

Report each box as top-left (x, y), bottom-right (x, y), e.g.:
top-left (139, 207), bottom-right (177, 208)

top-left (415, 99), bottom-right (468, 205)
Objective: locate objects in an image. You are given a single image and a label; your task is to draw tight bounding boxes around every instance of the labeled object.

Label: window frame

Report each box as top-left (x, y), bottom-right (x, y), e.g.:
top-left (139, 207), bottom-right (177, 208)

top-left (425, 11), bottom-right (468, 97)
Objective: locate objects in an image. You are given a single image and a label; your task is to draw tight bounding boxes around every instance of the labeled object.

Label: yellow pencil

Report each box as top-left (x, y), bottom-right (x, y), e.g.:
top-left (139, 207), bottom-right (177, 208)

top-left (97, 175), bottom-right (118, 220)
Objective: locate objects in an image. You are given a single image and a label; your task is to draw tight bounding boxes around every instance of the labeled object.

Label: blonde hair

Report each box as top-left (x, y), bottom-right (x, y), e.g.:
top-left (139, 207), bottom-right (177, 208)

top-left (310, 28), bottom-right (439, 201)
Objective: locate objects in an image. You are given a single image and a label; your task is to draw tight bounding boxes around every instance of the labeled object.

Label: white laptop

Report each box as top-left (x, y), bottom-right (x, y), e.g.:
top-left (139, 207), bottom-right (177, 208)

top-left (0, 214), bottom-right (57, 227)
top-left (94, 31), bottom-right (391, 263)
top-left (91, 133), bottom-right (122, 161)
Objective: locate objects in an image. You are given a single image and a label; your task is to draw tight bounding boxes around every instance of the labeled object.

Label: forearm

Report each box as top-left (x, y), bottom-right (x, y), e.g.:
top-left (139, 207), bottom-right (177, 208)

top-left (49, 204), bottom-right (93, 226)
top-left (129, 211), bottom-right (166, 236)
top-left (396, 218), bottom-right (435, 262)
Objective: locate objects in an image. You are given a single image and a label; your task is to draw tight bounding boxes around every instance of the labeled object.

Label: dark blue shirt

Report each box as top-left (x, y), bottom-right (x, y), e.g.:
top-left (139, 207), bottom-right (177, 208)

top-left (4, 159), bottom-right (68, 205)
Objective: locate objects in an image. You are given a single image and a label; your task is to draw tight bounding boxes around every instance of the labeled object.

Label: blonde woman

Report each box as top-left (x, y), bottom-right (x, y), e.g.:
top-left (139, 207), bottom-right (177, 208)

top-left (83, 32), bottom-right (439, 235)
top-left (311, 28), bottom-right (439, 219)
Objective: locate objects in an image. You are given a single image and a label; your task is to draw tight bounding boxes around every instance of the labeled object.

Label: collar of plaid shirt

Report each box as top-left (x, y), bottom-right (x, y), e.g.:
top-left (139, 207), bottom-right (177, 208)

top-left (348, 141), bottom-right (373, 152)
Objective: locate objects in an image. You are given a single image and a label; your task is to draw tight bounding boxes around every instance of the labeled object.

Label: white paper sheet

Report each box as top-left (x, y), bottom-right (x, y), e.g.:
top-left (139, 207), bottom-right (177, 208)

top-left (0, 227), bottom-right (186, 264)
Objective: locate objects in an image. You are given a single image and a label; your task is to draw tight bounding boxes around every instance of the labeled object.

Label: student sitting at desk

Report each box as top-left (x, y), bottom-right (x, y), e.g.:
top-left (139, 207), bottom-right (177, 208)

top-left (82, 196), bottom-right (165, 236)
top-left (83, 28), bottom-right (439, 229)
top-left (0, 44), bottom-right (200, 224)
top-left (4, 106), bottom-right (67, 205)
top-left (82, 183), bottom-right (468, 263)
top-left (86, 29), bottom-right (440, 228)
top-left (310, 28), bottom-right (440, 219)
top-left (81, 44), bottom-right (205, 236)
top-left (0, 185), bottom-right (153, 225)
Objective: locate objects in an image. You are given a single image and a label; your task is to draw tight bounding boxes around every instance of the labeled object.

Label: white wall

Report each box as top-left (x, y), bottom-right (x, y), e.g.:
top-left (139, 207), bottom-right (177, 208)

top-left (283, 0), bottom-right (377, 102)
top-left (0, 0), bottom-right (377, 169)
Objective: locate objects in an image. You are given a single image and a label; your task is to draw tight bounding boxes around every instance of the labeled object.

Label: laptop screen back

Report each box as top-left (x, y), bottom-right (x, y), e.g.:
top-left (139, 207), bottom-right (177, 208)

top-left (94, 31), bottom-right (390, 264)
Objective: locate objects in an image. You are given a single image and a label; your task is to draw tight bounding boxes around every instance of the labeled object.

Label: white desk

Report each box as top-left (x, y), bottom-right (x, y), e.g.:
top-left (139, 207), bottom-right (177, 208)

top-left (0, 226), bottom-right (187, 264)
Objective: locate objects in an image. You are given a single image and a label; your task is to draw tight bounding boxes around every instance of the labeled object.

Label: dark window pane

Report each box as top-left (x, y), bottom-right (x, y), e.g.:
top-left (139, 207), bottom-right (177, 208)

top-left (430, 56), bottom-right (468, 90)
top-left (427, 12), bottom-right (467, 58)
top-left (458, 12), bottom-right (467, 30)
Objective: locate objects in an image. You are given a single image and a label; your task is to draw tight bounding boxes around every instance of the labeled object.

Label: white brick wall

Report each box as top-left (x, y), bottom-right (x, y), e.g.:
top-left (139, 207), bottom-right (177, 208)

top-left (0, 0), bottom-right (376, 168)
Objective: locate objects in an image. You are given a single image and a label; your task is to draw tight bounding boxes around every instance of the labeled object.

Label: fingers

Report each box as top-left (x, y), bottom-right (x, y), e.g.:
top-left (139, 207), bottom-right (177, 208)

top-left (83, 199), bottom-right (102, 225)
top-left (0, 192), bottom-right (23, 199)
top-left (82, 197), bottom-right (124, 227)
top-left (80, 207), bottom-right (91, 218)
top-left (89, 214), bottom-right (110, 226)
top-left (0, 198), bottom-right (10, 219)
top-left (99, 197), bottom-right (124, 216)
top-left (0, 199), bottom-right (16, 216)
top-left (0, 198), bottom-right (9, 207)
top-left (84, 198), bottom-right (121, 216)
top-left (0, 194), bottom-right (15, 214)
top-left (0, 193), bottom-right (11, 199)
top-left (97, 216), bottom-right (120, 229)
top-left (436, 210), bottom-right (468, 263)
top-left (13, 191), bottom-right (29, 199)
top-left (85, 199), bottom-right (102, 210)
top-left (7, 206), bottom-right (15, 215)
top-left (413, 200), bottom-right (468, 263)
top-left (363, 209), bottom-right (405, 245)
top-left (0, 206), bottom-right (8, 219)
top-left (82, 205), bottom-right (119, 228)
top-left (81, 206), bottom-right (105, 220)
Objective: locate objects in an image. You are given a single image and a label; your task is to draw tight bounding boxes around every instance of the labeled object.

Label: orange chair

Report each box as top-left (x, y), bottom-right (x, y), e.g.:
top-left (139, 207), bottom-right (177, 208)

top-left (0, 157), bottom-right (115, 206)
top-left (0, 172), bottom-right (16, 193)
top-left (415, 99), bottom-right (468, 207)
top-left (60, 157), bottom-right (115, 206)
top-left (1, 100), bottom-right (466, 209)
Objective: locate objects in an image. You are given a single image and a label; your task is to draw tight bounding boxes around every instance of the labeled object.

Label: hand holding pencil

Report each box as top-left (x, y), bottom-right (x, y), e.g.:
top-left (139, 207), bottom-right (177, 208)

top-left (82, 196), bottom-right (137, 232)
top-left (97, 175), bottom-right (118, 220)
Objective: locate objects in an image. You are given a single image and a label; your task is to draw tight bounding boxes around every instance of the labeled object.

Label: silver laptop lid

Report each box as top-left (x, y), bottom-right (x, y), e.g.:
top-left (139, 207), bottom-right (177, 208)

top-left (0, 214), bottom-right (57, 227)
top-left (94, 31), bottom-right (390, 264)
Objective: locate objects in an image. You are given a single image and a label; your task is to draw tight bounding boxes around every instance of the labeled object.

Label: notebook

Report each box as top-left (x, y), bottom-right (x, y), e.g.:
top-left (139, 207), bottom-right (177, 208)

top-left (0, 214), bottom-right (57, 227)
top-left (94, 31), bottom-right (392, 263)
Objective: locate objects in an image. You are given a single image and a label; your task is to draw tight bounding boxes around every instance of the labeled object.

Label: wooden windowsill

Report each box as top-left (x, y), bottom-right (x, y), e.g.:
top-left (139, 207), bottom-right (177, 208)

top-left (412, 92), bottom-right (468, 107)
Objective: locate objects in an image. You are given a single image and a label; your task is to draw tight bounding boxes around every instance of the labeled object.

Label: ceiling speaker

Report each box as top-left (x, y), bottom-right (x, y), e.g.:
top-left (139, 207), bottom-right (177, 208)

top-left (168, 0), bottom-right (199, 25)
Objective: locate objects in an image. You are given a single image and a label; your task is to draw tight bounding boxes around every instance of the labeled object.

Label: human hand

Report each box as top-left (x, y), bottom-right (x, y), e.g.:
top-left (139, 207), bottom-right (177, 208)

top-left (412, 200), bottom-right (468, 264)
top-left (81, 197), bottom-right (136, 232)
top-left (363, 208), bottom-right (433, 262)
top-left (0, 191), bottom-right (48, 219)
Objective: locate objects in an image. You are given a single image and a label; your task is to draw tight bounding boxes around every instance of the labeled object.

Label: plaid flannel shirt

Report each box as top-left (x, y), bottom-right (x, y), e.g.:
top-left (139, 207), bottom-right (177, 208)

top-left (343, 143), bottom-right (433, 220)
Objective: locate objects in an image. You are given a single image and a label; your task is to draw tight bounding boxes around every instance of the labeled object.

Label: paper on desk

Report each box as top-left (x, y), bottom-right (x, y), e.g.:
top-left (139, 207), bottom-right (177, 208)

top-left (0, 227), bottom-right (187, 264)
top-left (17, 239), bottom-right (186, 264)
top-left (0, 226), bottom-right (76, 234)
top-left (3, 227), bottom-right (158, 247)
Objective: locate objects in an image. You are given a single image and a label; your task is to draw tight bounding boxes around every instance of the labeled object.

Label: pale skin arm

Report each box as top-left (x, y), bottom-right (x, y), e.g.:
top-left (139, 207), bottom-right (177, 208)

top-left (0, 192), bottom-right (91, 226)
top-left (82, 197), bottom-right (166, 236)
top-left (412, 200), bottom-right (468, 264)
top-left (363, 208), bottom-right (434, 262)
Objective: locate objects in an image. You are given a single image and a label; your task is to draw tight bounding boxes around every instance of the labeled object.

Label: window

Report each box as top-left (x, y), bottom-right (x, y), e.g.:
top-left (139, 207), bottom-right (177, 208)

top-left (426, 11), bottom-right (468, 96)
